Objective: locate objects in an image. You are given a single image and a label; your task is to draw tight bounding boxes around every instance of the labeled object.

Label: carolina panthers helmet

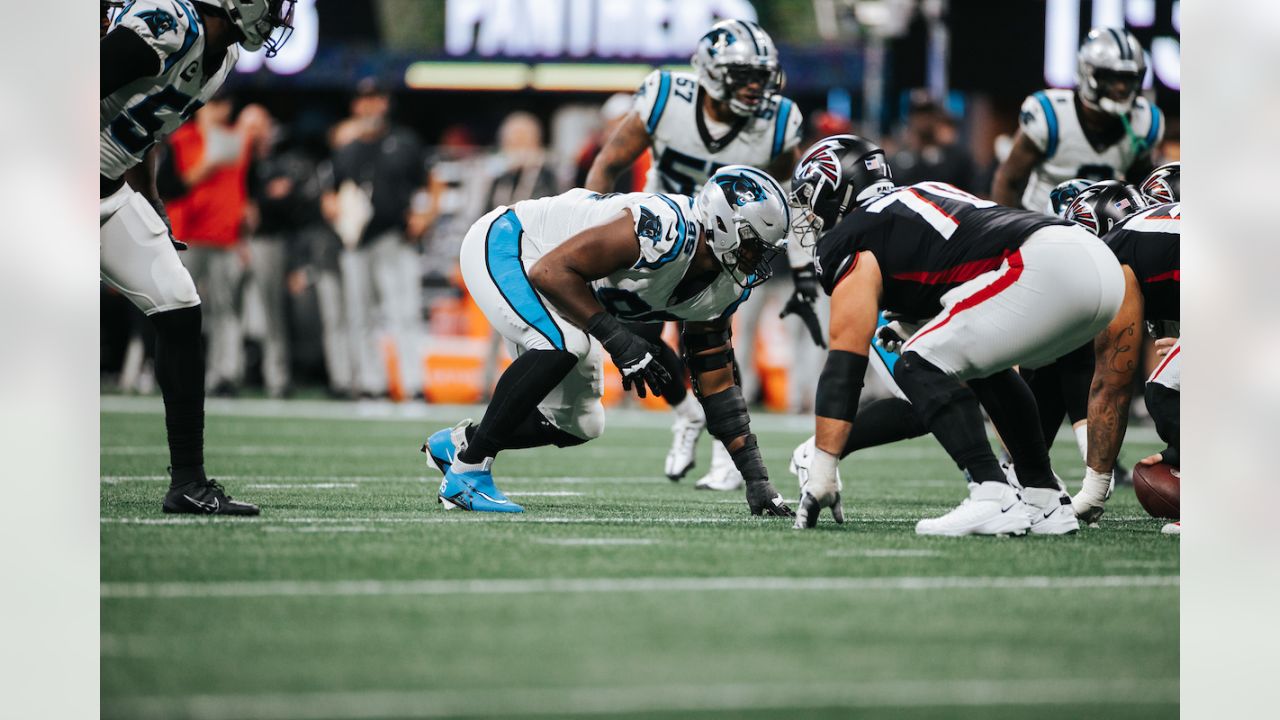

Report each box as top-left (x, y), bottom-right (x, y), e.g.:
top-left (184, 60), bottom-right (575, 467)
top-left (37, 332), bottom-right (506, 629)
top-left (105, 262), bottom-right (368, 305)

top-left (200, 0), bottom-right (296, 57)
top-left (696, 165), bottom-right (791, 288)
top-left (690, 20), bottom-right (782, 117)
top-left (1063, 180), bottom-right (1144, 237)
top-left (1077, 27), bottom-right (1147, 115)
top-left (1046, 178), bottom-right (1095, 217)
top-left (1140, 161), bottom-right (1180, 205)
top-left (788, 134), bottom-right (895, 247)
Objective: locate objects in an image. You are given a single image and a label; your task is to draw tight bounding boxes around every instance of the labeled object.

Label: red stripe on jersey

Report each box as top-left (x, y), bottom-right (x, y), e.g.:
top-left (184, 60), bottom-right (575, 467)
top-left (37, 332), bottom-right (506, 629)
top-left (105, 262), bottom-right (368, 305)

top-left (1144, 269), bottom-right (1180, 283)
top-left (1150, 343), bottom-right (1181, 382)
top-left (891, 251), bottom-right (1013, 285)
top-left (909, 188), bottom-right (958, 223)
top-left (903, 251), bottom-right (1025, 350)
top-left (1144, 215), bottom-right (1180, 221)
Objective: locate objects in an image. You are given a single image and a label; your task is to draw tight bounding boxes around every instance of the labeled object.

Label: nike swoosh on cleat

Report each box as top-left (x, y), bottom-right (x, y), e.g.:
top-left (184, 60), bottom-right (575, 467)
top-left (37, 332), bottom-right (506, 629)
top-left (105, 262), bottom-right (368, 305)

top-left (183, 495), bottom-right (219, 513)
top-left (474, 490), bottom-right (510, 504)
top-left (1042, 507), bottom-right (1058, 519)
top-left (1000, 502), bottom-right (1016, 513)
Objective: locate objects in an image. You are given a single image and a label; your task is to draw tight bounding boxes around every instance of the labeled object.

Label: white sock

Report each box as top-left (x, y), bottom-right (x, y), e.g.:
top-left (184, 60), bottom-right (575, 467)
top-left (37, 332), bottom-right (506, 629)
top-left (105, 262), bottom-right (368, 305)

top-left (452, 456), bottom-right (493, 474)
top-left (710, 441), bottom-right (732, 469)
top-left (1073, 423), bottom-right (1089, 461)
top-left (674, 394), bottom-right (705, 423)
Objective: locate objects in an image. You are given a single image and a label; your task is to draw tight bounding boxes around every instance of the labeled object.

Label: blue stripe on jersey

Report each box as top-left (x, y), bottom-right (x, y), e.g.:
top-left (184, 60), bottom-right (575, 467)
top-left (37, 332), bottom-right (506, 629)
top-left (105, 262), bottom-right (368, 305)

top-left (718, 284), bottom-right (753, 320)
top-left (1034, 91), bottom-right (1059, 159)
top-left (1144, 104), bottom-right (1162, 151)
top-left (772, 98), bottom-right (793, 158)
top-left (484, 209), bottom-right (566, 351)
top-left (162, 0), bottom-right (201, 73)
top-left (872, 312), bottom-right (901, 374)
top-left (647, 71), bottom-right (672, 135)
top-left (634, 194), bottom-right (690, 269)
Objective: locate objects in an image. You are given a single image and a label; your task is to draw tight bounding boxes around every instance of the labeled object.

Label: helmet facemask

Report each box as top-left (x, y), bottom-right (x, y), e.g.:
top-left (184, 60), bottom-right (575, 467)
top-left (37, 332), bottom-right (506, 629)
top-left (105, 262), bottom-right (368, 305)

top-left (1083, 68), bottom-right (1144, 115)
top-left (713, 217), bottom-right (781, 288)
top-left (720, 63), bottom-right (781, 116)
top-left (227, 0), bottom-right (296, 57)
top-left (697, 165), bottom-right (791, 289)
top-left (1076, 28), bottom-right (1147, 116)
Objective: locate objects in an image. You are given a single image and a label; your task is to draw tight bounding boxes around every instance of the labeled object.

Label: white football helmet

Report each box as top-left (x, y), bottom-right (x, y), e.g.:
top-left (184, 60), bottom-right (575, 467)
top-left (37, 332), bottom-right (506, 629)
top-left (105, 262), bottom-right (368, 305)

top-left (1045, 178), bottom-right (1094, 217)
top-left (690, 19), bottom-right (782, 117)
top-left (1077, 27), bottom-right (1147, 116)
top-left (200, 0), bottom-right (296, 56)
top-left (695, 165), bottom-right (790, 288)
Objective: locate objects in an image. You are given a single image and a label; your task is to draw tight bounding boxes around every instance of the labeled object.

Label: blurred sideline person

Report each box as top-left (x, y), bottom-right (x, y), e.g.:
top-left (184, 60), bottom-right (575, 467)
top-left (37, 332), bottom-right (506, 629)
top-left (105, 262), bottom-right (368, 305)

top-left (327, 79), bottom-right (430, 398)
top-left (573, 93), bottom-right (649, 192)
top-left (991, 27), bottom-right (1164, 477)
top-left (788, 135), bottom-right (1123, 536)
top-left (584, 19), bottom-right (815, 491)
top-left (1062, 180), bottom-right (1180, 529)
top-left (419, 125), bottom-right (488, 282)
top-left (890, 91), bottom-right (979, 194)
top-left (166, 94), bottom-right (256, 395)
top-left (422, 167), bottom-right (794, 518)
top-left (101, 0), bottom-right (296, 515)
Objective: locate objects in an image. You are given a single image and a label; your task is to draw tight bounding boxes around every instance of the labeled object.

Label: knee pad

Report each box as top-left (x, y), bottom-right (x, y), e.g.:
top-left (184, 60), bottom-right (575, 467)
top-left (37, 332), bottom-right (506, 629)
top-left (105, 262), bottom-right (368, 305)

top-left (571, 402), bottom-right (606, 442)
top-left (894, 352), bottom-right (973, 425)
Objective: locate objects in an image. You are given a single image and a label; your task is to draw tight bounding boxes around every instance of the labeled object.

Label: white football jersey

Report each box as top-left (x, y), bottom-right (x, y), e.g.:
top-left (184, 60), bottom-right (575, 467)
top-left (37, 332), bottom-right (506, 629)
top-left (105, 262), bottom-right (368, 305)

top-left (633, 70), bottom-right (803, 196)
top-left (511, 189), bottom-right (752, 323)
top-left (1018, 88), bottom-right (1164, 211)
top-left (101, 0), bottom-right (240, 180)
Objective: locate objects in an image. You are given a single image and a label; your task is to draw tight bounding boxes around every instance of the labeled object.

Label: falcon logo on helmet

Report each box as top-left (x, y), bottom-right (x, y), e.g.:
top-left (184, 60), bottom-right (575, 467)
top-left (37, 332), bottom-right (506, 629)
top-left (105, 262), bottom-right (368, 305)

top-left (1140, 161), bottom-right (1181, 205)
top-left (1063, 180), bottom-right (1145, 237)
top-left (789, 134), bottom-right (896, 247)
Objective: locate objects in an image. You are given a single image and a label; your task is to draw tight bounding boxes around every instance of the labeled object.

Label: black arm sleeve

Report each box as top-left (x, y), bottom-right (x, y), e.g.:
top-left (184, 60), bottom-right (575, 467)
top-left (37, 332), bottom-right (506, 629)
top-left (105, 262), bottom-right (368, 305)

top-left (101, 27), bottom-right (161, 99)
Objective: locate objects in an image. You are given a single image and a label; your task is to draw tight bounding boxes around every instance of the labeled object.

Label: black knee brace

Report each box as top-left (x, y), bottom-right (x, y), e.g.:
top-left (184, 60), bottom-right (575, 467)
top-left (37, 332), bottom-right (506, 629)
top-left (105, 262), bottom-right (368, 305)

top-left (893, 352), bottom-right (973, 425)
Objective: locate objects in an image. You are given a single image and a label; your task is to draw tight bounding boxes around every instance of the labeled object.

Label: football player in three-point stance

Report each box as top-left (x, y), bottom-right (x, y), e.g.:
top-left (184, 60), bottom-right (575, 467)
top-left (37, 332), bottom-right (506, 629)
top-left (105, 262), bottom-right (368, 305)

top-left (422, 166), bottom-right (794, 518)
top-left (1062, 178), bottom-right (1181, 532)
top-left (789, 136), bottom-right (1125, 536)
top-left (101, 0), bottom-right (295, 515)
top-left (586, 19), bottom-right (818, 491)
top-left (992, 27), bottom-right (1164, 479)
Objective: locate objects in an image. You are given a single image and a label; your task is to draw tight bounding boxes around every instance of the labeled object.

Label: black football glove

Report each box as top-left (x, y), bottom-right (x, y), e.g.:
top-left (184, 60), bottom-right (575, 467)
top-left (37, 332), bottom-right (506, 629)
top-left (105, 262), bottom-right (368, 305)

top-left (586, 312), bottom-right (671, 399)
top-left (747, 480), bottom-right (794, 517)
top-left (148, 197), bottom-right (188, 251)
top-left (779, 265), bottom-right (825, 348)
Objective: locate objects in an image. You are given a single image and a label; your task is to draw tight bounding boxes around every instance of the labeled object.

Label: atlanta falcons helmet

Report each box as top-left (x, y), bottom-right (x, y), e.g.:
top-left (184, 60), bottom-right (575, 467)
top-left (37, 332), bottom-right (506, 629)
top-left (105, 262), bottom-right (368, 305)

top-left (695, 165), bottom-right (791, 288)
top-left (1063, 180), bottom-right (1145, 237)
top-left (1077, 27), bottom-right (1147, 116)
top-left (200, 0), bottom-right (296, 57)
top-left (1046, 178), bottom-right (1095, 217)
top-left (789, 134), bottom-right (895, 247)
top-left (690, 19), bottom-right (783, 117)
top-left (1140, 162), bottom-right (1181, 205)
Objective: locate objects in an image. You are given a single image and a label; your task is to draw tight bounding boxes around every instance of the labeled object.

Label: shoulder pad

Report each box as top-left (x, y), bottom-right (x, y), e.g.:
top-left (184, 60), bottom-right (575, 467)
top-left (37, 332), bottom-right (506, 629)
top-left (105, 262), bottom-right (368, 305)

top-left (633, 70), bottom-right (674, 136)
top-left (629, 194), bottom-right (696, 270)
top-left (1132, 98), bottom-right (1165, 155)
top-left (1019, 91), bottom-right (1062, 158)
top-left (114, 0), bottom-right (200, 73)
top-left (766, 96), bottom-right (804, 159)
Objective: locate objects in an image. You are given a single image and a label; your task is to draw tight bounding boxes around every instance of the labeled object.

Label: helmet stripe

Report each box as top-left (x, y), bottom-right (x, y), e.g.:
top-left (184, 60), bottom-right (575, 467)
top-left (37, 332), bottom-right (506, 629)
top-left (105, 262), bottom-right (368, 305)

top-left (735, 19), bottom-right (762, 56)
top-left (1107, 27), bottom-right (1130, 60)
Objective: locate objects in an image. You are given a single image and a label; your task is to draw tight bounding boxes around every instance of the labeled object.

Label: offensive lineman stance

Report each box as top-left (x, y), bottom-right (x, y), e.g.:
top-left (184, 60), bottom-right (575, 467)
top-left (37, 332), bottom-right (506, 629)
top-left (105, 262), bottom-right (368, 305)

top-left (992, 27), bottom-right (1163, 476)
top-left (1061, 182), bottom-right (1181, 528)
top-left (422, 166), bottom-right (794, 517)
top-left (586, 19), bottom-right (819, 490)
top-left (789, 136), bottom-right (1124, 536)
top-left (101, 0), bottom-right (295, 514)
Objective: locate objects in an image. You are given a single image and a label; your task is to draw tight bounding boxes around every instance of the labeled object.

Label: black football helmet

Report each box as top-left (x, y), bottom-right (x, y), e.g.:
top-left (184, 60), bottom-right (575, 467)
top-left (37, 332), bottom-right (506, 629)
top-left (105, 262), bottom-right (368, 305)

top-left (1063, 180), bottom-right (1145, 237)
top-left (789, 134), bottom-right (895, 247)
top-left (1140, 161), bottom-right (1180, 205)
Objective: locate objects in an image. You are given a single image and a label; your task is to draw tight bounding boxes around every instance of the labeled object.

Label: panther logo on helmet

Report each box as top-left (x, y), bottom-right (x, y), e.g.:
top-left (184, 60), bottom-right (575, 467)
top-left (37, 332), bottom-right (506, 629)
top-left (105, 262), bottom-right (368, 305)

top-left (702, 27), bottom-right (737, 57)
top-left (715, 174), bottom-right (767, 207)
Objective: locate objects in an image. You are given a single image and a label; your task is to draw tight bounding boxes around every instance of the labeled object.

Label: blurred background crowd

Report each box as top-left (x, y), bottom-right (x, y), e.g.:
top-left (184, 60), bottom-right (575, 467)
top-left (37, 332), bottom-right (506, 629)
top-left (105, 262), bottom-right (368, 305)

top-left (100, 0), bottom-right (1181, 410)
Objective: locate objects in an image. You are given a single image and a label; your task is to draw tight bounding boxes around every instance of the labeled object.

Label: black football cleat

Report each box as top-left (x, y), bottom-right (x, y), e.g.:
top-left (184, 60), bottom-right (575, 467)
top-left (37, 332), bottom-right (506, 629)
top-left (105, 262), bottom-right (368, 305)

top-left (163, 478), bottom-right (261, 516)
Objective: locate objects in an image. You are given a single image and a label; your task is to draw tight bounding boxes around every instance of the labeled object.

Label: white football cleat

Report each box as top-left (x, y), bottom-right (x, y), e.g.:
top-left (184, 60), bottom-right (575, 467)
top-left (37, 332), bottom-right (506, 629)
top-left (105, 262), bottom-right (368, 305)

top-left (915, 481), bottom-right (1031, 537)
top-left (1161, 521), bottom-right (1181, 535)
top-left (1071, 468), bottom-right (1115, 524)
top-left (1021, 487), bottom-right (1080, 535)
top-left (664, 415), bottom-right (705, 481)
top-left (694, 441), bottom-right (743, 491)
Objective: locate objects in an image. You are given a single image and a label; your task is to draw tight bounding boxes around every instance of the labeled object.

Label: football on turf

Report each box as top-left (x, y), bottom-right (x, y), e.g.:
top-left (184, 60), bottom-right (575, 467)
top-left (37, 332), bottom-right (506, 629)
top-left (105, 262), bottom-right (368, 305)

top-left (1132, 462), bottom-right (1179, 520)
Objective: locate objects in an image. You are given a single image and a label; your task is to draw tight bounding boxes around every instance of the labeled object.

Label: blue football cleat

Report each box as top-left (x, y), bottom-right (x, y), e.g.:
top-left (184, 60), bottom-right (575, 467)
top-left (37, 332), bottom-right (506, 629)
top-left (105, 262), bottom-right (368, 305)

top-left (438, 460), bottom-right (523, 513)
top-left (422, 419), bottom-right (473, 475)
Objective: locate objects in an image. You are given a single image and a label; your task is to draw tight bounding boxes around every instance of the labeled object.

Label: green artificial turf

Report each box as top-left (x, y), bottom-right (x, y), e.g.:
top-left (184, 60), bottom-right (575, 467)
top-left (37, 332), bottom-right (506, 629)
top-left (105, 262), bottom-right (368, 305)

top-left (101, 396), bottom-right (1178, 719)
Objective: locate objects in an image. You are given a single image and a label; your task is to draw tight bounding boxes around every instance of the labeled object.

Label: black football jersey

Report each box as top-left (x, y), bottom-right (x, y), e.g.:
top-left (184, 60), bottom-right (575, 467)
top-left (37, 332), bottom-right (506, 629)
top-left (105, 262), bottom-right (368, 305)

top-left (814, 182), bottom-right (1071, 319)
top-left (1103, 202), bottom-right (1180, 322)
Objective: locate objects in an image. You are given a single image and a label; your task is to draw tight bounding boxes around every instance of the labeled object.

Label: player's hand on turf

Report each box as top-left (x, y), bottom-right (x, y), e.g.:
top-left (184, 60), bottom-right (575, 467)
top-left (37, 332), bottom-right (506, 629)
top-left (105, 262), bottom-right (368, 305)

top-left (746, 480), bottom-right (794, 517)
top-left (794, 488), bottom-right (845, 529)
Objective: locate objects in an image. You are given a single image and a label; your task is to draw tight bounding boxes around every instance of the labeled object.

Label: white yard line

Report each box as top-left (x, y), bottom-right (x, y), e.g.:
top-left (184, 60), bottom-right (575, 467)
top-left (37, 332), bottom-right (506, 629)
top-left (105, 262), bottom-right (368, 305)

top-left (245, 483), bottom-right (359, 490)
top-left (100, 514), bottom-right (1160, 527)
top-left (100, 574), bottom-right (1177, 600)
top-left (532, 538), bottom-right (657, 546)
top-left (506, 491), bottom-right (585, 497)
top-left (826, 549), bottom-right (946, 558)
top-left (101, 677), bottom-right (1178, 720)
